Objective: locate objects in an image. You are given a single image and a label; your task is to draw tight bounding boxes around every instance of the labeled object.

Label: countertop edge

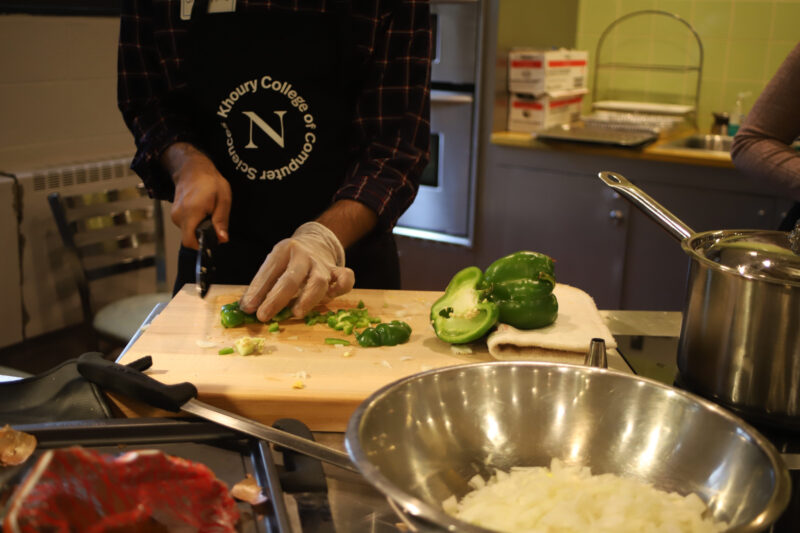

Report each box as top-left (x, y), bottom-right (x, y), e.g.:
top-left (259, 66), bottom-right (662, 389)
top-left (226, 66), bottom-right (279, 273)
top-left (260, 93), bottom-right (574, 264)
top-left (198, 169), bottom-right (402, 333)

top-left (491, 131), bottom-right (735, 169)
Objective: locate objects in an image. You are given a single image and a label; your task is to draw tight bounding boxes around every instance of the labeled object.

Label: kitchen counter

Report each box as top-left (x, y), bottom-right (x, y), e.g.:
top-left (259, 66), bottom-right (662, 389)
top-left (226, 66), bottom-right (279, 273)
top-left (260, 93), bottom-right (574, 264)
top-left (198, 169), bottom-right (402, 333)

top-left (491, 130), bottom-right (735, 169)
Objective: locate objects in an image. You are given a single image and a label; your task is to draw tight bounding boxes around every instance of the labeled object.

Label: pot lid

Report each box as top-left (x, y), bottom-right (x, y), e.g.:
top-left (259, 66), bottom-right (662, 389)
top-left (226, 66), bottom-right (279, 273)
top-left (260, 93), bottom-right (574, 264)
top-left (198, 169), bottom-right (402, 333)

top-left (691, 232), bottom-right (800, 285)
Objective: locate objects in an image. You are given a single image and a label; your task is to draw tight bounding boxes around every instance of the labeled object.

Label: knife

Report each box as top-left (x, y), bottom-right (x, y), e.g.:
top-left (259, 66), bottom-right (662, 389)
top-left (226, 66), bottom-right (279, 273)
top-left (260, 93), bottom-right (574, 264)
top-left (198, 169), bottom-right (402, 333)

top-left (75, 353), bottom-right (356, 473)
top-left (195, 216), bottom-right (217, 298)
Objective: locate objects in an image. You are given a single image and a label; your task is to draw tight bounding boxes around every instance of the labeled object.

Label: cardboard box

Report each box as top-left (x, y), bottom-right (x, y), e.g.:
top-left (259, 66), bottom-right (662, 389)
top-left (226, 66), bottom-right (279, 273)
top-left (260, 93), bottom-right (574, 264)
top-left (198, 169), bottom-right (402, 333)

top-left (509, 48), bottom-right (588, 95)
top-left (507, 89), bottom-right (587, 133)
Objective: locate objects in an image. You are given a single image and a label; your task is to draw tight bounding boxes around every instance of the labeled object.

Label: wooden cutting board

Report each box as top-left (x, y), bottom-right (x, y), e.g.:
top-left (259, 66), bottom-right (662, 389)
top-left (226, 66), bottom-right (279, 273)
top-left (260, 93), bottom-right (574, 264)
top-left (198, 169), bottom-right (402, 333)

top-left (115, 285), bottom-right (495, 431)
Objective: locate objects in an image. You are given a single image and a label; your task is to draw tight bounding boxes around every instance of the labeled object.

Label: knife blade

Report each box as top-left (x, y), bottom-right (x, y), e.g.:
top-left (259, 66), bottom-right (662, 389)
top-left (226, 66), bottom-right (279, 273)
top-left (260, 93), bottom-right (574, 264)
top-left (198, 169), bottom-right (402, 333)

top-left (75, 353), bottom-right (356, 473)
top-left (195, 216), bottom-right (217, 298)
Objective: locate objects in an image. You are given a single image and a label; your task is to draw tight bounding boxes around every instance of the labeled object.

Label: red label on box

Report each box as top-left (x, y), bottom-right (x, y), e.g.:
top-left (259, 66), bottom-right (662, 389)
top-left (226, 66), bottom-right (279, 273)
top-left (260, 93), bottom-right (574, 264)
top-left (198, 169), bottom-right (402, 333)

top-left (512, 101), bottom-right (544, 110)
top-left (548, 60), bottom-right (587, 67)
top-left (549, 96), bottom-right (584, 108)
top-left (511, 60), bottom-right (543, 68)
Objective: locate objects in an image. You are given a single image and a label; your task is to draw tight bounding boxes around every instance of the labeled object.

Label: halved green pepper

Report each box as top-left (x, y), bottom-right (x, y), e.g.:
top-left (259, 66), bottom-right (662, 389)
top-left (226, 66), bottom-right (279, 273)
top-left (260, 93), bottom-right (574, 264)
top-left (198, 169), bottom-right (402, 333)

top-left (430, 266), bottom-right (499, 344)
top-left (483, 251), bottom-right (558, 329)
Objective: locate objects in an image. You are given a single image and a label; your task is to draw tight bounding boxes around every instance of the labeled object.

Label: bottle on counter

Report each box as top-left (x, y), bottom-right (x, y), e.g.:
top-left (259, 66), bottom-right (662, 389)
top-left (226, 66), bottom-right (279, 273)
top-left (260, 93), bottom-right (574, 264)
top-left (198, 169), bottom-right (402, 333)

top-left (727, 92), bottom-right (751, 137)
top-left (711, 112), bottom-right (729, 136)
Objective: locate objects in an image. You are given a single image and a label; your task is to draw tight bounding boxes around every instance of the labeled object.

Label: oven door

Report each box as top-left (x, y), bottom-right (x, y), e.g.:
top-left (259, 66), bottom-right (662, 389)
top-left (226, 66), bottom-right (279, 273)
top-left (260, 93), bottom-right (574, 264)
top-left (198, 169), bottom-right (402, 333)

top-left (430, 0), bottom-right (479, 88)
top-left (396, 90), bottom-right (474, 240)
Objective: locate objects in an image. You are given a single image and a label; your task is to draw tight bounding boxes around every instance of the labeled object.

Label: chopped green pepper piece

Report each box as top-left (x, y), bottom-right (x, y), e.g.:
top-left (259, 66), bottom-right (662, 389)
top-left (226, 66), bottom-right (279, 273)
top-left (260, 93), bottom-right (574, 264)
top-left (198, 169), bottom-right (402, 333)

top-left (220, 303), bottom-right (249, 328)
top-left (219, 302), bottom-right (293, 328)
top-left (268, 322), bottom-right (280, 333)
top-left (325, 337), bottom-right (351, 346)
top-left (218, 347), bottom-right (234, 355)
top-left (430, 266), bottom-right (499, 344)
top-left (272, 307), bottom-right (293, 322)
top-left (355, 320), bottom-right (412, 347)
top-left (355, 328), bottom-right (381, 347)
top-left (304, 310), bottom-right (322, 325)
top-left (483, 251), bottom-right (558, 329)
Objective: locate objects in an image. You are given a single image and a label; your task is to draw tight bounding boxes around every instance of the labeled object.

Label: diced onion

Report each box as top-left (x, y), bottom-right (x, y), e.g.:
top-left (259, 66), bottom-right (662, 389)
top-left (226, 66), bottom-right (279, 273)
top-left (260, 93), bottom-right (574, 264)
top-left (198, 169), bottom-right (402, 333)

top-left (450, 345), bottom-right (473, 355)
top-left (230, 474), bottom-right (267, 505)
top-left (195, 339), bottom-right (218, 349)
top-left (445, 458), bottom-right (728, 533)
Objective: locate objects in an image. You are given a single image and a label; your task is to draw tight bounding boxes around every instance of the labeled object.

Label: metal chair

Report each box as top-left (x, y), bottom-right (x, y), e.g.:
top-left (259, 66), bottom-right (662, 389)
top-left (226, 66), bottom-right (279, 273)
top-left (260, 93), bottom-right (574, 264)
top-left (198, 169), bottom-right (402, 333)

top-left (47, 185), bottom-right (172, 349)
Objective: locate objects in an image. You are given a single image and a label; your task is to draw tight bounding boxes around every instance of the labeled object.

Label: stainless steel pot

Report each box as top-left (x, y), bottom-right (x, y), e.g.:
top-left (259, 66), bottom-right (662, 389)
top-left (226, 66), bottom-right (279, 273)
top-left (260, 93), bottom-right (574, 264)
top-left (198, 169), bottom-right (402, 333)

top-left (598, 171), bottom-right (800, 427)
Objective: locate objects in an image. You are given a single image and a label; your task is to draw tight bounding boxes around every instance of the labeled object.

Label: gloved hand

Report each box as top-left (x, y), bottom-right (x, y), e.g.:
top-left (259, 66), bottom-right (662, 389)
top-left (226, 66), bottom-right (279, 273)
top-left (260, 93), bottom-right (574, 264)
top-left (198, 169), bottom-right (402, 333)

top-left (239, 222), bottom-right (355, 321)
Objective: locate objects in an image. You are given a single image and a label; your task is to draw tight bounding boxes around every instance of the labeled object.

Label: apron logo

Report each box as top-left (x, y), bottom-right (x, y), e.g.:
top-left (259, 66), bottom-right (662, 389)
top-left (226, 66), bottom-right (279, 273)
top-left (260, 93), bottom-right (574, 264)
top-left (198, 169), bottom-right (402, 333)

top-left (216, 75), bottom-right (317, 181)
top-left (242, 111), bottom-right (287, 149)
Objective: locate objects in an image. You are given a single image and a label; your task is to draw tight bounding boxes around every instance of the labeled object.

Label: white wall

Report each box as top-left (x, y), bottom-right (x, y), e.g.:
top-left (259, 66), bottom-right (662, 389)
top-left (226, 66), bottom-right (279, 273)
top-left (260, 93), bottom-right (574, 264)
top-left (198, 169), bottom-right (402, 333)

top-left (0, 14), bottom-right (135, 171)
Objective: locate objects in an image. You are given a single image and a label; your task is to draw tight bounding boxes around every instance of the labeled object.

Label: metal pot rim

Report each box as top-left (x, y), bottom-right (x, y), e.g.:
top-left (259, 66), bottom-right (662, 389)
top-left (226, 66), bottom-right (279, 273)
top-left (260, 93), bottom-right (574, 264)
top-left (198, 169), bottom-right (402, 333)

top-left (344, 361), bottom-right (791, 532)
top-left (681, 229), bottom-right (800, 287)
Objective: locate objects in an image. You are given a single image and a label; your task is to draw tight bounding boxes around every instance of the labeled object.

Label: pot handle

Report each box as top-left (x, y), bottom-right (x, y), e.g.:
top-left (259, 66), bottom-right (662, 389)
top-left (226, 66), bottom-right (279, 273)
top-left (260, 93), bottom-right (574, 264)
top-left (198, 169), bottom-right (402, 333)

top-left (598, 171), bottom-right (695, 241)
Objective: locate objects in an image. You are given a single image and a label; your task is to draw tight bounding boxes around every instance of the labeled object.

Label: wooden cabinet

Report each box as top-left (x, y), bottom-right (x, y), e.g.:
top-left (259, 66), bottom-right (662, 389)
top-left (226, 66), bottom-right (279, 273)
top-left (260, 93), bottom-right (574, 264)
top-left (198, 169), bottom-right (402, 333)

top-left (478, 165), bottom-right (629, 308)
top-left (398, 143), bottom-right (793, 311)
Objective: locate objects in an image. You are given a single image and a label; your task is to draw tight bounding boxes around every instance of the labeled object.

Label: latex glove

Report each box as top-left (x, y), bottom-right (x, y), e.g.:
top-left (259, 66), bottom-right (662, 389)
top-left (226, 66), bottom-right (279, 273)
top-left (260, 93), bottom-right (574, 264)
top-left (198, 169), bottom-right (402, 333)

top-left (239, 222), bottom-right (355, 321)
top-left (165, 143), bottom-right (231, 248)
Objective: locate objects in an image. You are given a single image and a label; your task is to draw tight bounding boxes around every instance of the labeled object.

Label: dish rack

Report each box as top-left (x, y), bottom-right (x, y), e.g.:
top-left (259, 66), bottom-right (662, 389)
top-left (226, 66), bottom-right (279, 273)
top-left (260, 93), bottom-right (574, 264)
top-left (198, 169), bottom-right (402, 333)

top-left (590, 10), bottom-right (704, 129)
top-left (582, 110), bottom-right (688, 135)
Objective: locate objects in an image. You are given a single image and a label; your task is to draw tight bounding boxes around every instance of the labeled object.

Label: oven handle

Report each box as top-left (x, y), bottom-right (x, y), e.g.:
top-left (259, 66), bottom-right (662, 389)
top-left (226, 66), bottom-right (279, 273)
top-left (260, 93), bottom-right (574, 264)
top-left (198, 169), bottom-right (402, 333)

top-left (431, 89), bottom-right (474, 104)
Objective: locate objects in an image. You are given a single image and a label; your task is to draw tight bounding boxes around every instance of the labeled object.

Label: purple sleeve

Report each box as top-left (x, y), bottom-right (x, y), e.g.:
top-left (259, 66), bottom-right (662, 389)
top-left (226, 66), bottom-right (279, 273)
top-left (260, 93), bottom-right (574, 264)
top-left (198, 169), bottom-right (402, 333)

top-left (731, 43), bottom-right (800, 203)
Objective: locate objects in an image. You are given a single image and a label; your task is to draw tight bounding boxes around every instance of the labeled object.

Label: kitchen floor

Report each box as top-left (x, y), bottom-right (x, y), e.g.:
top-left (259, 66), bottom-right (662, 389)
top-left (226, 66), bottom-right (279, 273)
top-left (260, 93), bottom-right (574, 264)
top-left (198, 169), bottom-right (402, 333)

top-left (0, 326), bottom-right (123, 377)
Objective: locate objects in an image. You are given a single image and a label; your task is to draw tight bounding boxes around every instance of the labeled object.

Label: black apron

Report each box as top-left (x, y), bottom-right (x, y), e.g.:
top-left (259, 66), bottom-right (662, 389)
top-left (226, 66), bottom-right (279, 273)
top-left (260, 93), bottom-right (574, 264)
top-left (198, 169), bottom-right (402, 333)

top-left (174, 0), bottom-right (400, 294)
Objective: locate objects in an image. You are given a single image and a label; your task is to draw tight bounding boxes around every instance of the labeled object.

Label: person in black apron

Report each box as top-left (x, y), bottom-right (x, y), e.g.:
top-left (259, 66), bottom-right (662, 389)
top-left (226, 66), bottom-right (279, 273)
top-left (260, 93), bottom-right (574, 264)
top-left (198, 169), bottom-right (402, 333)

top-left (137, 0), bottom-right (429, 321)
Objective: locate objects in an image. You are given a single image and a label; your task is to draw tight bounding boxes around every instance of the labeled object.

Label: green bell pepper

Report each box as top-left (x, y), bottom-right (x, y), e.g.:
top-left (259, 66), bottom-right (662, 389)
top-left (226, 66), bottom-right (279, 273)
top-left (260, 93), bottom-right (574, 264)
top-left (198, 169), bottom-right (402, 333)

top-left (430, 266), bottom-right (499, 344)
top-left (483, 251), bottom-right (558, 329)
top-left (355, 320), bottom-right (412, 347)
top-left (220, 302), bottom-right (252, 328)
top-left (220, 302), bottom-right (292, 329)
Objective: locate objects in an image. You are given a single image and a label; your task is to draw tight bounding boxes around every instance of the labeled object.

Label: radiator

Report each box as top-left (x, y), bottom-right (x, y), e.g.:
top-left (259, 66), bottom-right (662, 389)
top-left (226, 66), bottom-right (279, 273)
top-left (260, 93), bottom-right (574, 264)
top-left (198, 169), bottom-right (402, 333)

top-left (12, 157), bottom-right (179, 341)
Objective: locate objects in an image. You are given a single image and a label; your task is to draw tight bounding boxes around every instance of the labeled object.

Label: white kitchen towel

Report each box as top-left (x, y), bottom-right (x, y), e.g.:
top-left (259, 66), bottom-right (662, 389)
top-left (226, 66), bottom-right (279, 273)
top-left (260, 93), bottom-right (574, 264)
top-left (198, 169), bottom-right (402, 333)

top-left (487, 283), bottom-right (616, 363)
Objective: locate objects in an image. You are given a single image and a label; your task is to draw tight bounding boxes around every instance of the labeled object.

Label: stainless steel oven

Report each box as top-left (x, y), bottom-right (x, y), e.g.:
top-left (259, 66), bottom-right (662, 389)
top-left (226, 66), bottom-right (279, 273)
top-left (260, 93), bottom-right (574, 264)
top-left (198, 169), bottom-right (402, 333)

top-left (394, 0), bottom-right (482, 246)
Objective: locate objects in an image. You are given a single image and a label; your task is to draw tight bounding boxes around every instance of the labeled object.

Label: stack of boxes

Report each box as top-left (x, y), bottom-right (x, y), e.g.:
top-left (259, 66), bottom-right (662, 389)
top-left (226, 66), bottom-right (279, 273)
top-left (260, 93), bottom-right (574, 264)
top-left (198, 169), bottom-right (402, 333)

top-left (507, 48), bottom-right (589, 134)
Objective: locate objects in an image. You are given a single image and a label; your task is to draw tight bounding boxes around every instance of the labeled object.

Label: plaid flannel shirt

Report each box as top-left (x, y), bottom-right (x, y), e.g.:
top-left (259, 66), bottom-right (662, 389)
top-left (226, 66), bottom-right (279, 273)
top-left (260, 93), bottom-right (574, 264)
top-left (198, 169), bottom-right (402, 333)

top-left (118, 0), bottom-right (431, 229)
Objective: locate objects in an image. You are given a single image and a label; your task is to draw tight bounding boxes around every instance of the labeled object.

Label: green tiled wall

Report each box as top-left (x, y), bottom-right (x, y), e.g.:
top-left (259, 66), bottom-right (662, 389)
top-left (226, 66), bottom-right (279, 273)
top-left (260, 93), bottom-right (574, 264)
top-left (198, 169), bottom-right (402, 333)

top-left (576, 0), bottom-right (800, 132)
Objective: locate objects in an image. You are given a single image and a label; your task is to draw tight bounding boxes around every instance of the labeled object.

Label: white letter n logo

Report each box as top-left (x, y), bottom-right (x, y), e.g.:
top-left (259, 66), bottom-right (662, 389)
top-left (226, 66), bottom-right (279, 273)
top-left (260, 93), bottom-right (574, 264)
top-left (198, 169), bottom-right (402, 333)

top-left (242, 110), bottom-right (288, 149)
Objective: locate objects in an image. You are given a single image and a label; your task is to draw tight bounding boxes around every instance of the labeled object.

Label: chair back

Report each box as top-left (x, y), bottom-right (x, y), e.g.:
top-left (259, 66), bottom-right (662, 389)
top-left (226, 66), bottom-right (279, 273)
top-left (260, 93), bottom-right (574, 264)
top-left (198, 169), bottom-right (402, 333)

top-left (47, 185), bottom-right (168, 326)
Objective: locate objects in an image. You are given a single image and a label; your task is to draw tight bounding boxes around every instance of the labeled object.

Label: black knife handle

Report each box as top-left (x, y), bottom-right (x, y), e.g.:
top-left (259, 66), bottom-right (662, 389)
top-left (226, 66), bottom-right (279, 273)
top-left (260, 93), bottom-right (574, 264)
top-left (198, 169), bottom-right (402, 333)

top-left (77, 353), bottom-right (198, 413)
top-left (195, 216), bottom-right (218, 247)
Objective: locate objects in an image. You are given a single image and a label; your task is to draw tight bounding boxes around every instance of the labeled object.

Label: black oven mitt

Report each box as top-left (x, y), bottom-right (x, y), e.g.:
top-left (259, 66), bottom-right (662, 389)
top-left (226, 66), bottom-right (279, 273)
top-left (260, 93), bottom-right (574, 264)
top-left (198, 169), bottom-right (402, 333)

top-left (0, 353), bottom-right (151, 425)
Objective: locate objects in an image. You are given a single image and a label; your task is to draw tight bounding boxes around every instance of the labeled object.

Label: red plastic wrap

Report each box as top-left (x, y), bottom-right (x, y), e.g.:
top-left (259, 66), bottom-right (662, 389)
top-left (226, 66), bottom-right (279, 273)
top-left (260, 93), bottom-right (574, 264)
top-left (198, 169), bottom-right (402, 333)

top-left (3, 446), bottom-right (239, 532)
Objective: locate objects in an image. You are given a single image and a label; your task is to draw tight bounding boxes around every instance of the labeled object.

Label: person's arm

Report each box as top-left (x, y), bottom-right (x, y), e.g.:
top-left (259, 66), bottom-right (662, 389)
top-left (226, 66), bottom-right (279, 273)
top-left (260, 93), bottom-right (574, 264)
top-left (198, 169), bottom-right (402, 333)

top-left (118, 0), bottom-right (198, 201)
top-left (332, 0), bottom-right (433, 232)
top-left (316, 199), bottom-right (378, 249)
top-left (731, 43), bottom-right (800, 203)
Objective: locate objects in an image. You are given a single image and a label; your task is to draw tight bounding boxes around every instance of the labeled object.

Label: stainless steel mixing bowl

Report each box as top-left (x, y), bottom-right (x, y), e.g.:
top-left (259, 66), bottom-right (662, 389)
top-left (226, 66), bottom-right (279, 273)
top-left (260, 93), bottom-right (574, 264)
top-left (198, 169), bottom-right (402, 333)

top-left (345, 362), bottom-right (791, 532)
